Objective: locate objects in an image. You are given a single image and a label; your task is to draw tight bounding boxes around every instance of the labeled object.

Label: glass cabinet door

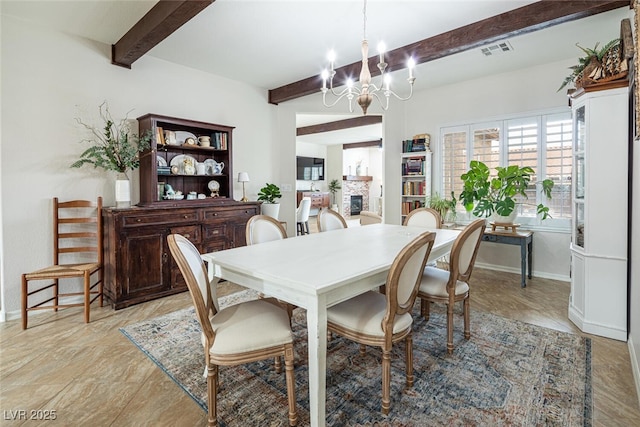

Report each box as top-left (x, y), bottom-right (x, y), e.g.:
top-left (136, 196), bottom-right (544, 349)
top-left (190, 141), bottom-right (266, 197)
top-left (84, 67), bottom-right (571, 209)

top-left (572, 105), bottom-right (586, 249)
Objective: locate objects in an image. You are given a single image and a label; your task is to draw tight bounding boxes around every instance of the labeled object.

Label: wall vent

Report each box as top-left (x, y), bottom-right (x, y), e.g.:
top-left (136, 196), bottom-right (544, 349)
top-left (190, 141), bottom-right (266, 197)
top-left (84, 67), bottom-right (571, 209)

top-left (481, 41), bottom-right (514, 56)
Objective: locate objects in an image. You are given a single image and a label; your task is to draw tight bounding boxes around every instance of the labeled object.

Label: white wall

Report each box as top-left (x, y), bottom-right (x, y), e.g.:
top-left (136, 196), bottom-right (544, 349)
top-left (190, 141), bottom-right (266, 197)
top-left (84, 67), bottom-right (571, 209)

top-left (0, 16), bottom-right (281, 318)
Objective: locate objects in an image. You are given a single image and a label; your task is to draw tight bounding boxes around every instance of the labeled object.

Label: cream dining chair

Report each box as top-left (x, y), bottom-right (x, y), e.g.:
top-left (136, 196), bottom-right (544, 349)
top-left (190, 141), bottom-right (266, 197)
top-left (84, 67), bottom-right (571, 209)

top-left (167, 234), bottom-right (298, 427)
top-left (359, 210), bottom-right (383, 225)
top-left (417, 218), bottom-right (486, 354)
top-left (245, 215), bottom-right (296, 321)
top-left (317, 207), bottom-right (348, 232)
top-left (246, 214), bottom-right (287, 245)
top-left (403, 207), bottom-right (442, 229)
top-left (326, 231), bottom-right (436, 415)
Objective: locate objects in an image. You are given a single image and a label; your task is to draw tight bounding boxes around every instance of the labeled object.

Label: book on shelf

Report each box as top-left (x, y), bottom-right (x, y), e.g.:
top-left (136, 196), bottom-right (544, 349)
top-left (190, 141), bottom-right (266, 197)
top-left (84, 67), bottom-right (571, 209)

top-left (213, 132), bottom-right (228, 150)
top-left (401, 200), bottom-right (425, 215)
top-left (403, 181), bottom-right (425, 196)
top-left (402, 158), bottom-right (425, 175)
top-left (156, 127), bottom-right (165, 145)
top-left (402, 134), bottom-right (431, 153)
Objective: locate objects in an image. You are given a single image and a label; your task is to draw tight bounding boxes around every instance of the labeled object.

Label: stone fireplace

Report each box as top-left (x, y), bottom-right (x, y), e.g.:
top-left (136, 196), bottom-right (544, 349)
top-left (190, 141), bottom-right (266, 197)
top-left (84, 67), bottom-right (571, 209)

top-left (342, 175), bottom-right (372, 217)
top-left (350, 195), bottom-right (363, 215)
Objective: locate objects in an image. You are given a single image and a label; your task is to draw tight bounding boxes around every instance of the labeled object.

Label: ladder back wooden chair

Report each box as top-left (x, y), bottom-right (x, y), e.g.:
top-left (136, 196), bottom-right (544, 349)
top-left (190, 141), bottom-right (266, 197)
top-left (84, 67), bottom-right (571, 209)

top-left (326, 231), bottom-right (436, 415)
top-left (417, 218), bottom-right (486, 354)
top-left (167, 234), bottom-right (298, 427)
top-left (21, 197), bottom-right (103, 329)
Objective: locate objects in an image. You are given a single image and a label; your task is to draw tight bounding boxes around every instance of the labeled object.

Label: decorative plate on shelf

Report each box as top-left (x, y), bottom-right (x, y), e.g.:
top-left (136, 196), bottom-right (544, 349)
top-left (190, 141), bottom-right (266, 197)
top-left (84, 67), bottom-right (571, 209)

top-left (157, 156), bottom-right (167, 167)
top-left (170, 154), bottom-right (197, 175)
top-left (175, 131), bottom-right (198, 146)
top-left (208, 180), bottom-right (220, 197)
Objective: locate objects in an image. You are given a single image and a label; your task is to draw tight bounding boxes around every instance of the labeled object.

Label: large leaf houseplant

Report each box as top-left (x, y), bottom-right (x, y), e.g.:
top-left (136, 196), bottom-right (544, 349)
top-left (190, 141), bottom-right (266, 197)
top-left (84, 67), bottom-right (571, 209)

top-left (459, 160), bottom-right (554, 221)
top-left (257, 183), bottom-right (282, 219)
top-left (71, 102), bottom-right (151, 207)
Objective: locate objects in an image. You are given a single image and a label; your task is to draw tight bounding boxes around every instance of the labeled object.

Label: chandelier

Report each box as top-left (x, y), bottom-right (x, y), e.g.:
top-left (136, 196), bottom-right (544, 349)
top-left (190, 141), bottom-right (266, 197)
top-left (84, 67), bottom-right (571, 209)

top-left (320, 0), bottom-right (416, 115)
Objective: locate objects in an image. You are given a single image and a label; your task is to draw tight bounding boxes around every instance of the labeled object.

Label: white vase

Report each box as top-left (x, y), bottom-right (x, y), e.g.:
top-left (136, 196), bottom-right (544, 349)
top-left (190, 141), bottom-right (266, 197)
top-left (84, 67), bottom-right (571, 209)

top-left (490, 209), bottom-right (517, 224)
top-left (261, 203), bottom-right (280, 219)
top-left (115, 173), bottom-right (131, 208)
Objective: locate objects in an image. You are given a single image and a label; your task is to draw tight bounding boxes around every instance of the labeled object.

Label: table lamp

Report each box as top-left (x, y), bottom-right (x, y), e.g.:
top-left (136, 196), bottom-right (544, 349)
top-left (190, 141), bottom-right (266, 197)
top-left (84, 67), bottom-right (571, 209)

top-left (238, 172), bottom-right (250, 202)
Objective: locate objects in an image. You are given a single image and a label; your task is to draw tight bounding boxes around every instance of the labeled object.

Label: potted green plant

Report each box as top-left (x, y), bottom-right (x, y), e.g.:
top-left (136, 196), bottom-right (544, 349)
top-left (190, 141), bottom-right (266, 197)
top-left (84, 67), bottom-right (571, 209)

top-left (328, 178), bottom-right (342, 210)
top-left (257, 183), bottom-right (282, 219)
top-left (427, 192), bottom-right (457, 223)
top-left (71, 101), bottom-right (151, 208)
top-left (458, 160), bottom-right (554, 222)
top-left (557, 38), bottom-right (621, 92)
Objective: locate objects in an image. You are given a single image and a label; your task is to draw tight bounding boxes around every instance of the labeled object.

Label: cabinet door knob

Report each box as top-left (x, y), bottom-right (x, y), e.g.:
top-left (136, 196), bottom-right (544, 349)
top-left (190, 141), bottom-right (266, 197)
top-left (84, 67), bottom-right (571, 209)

top-left (136, 219), bottom-right (141, 222)
top-left (184, 215), bottom-right (189, 219)
top-left (184, 234), bottom-right (190, 239)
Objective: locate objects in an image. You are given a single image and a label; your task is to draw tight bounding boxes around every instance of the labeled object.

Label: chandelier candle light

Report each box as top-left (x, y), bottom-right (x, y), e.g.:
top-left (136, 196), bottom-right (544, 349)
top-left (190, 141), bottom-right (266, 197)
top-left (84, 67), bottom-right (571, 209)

top-left (321, 0), bottom-right (416, 115)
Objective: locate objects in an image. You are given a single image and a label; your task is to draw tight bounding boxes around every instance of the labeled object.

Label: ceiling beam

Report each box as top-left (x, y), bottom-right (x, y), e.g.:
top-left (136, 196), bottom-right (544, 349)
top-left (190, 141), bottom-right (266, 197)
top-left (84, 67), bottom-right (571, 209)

top-left (343, 140), bottom-right (383, 150)
top-left (269, 0), bottom-right (630, 104)
top-left (112, 0), bottom-right (214, 69)
top-left (297, 116), bottom-right (382, 136)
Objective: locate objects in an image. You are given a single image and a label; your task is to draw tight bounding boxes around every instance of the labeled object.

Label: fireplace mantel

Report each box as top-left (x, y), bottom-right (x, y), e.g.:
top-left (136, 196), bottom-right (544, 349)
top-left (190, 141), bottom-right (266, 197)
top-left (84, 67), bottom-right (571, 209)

top-left (343, 175), bottom-right (373, 181)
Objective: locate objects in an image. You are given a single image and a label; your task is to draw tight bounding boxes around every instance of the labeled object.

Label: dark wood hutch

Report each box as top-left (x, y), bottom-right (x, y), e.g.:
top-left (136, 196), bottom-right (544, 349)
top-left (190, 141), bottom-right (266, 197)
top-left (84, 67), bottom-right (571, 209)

top-left (102, 114), bottom-right (259, 309)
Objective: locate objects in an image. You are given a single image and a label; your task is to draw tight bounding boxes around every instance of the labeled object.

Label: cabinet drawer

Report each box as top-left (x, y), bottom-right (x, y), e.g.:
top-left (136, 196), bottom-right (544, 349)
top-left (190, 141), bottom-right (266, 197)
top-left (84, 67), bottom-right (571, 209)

top-left (203, 225), bottom-right (227, 240)
top-left (203, 207), bottom-right (257, 221)
top-left (170, 225), bottom-right (201, 244)
top-left (123, 211), bottom-right (199, 227)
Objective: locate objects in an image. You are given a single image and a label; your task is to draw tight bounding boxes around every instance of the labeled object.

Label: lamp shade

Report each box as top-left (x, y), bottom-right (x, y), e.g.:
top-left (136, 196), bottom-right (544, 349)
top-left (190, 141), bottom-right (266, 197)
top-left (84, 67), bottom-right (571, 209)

top-left (238, 172), bottom-right (250, 183)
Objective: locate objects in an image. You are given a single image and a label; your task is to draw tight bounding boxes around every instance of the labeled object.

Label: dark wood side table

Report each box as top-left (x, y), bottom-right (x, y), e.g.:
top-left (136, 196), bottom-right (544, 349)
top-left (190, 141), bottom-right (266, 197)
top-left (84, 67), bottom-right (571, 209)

top-left (481, 229), bottom-right (533, 288)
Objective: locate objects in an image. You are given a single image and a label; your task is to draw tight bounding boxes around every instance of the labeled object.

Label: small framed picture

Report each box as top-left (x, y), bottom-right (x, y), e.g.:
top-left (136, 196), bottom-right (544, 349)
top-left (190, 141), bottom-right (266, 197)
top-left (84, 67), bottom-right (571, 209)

top-left (165, 130), bottom-right (177, 145)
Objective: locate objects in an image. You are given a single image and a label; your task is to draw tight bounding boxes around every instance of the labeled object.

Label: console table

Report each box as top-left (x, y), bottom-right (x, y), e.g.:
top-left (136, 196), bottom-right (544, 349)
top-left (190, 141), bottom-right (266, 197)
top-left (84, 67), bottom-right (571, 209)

top-left (481, 229), bottom-right (533, 287)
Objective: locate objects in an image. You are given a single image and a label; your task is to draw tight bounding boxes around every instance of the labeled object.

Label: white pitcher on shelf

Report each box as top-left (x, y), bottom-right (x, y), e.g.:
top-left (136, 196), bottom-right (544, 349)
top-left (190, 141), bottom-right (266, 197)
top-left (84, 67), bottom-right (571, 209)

top-left (212, 160), bottom-right (225, 175)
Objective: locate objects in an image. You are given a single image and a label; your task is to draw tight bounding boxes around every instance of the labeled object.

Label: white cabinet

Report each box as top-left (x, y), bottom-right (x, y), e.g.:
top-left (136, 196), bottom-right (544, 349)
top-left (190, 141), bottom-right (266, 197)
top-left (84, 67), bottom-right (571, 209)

top-left (569, 86), bottom-right (628, 341)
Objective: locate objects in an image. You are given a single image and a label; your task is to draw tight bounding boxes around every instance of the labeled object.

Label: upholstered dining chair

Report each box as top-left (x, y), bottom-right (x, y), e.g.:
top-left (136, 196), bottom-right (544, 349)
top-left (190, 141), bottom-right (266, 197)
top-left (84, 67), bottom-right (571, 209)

top-left (245, 215), bottom-right (296, 320)
top-left (167, 234), bottom-right (298, 427)
top-left (326, 231), bottom-right (436, 415)
top-left (296, 197), bottom-right (311, 235)
top-left (317, 207), bottom-right (348, 232)
top-left (359, 210), bottom-right (383, 225)
top-left (246, 214), bottom-right (287, 245)
top-left (21, 197), bottom-right (103, 329)
top-left (403, 207), bottom-right (442, 229)
top-left (417, 218), bottom-right (486, 354)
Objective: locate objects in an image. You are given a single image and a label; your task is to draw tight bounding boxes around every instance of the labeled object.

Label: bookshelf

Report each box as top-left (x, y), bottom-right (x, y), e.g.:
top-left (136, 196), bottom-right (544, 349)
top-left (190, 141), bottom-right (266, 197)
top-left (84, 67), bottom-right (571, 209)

top-left (401, 134), bottom-right (432, 220)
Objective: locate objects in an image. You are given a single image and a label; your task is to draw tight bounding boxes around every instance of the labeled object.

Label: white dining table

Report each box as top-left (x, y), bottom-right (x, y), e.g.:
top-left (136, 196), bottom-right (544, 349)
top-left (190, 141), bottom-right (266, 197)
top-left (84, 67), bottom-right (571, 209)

top-left (202, 223), bottom-right (460, 427)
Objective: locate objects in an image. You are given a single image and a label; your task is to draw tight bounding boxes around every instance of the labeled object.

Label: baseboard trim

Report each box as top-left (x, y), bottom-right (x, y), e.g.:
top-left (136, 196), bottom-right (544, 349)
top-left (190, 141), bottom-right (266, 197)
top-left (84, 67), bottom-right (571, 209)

top-left (474, 262), bottom-right (570, 283)
top-left (629, 336), bottom-right (640, 410)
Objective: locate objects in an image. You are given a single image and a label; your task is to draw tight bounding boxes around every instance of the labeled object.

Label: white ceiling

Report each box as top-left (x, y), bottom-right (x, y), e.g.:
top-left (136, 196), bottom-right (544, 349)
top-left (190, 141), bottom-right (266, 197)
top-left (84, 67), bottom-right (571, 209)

top-left (1, 0), bottom-right (631, 144)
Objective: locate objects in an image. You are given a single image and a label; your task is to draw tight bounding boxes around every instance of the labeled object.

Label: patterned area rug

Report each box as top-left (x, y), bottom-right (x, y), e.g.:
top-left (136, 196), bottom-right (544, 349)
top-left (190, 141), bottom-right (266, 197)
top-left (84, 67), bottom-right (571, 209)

top-left (120, 290), bottom-right (592, 426)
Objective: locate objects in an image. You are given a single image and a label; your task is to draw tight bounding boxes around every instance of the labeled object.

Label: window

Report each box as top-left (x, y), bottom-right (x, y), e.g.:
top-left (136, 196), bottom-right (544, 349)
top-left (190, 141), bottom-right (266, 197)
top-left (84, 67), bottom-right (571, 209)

top-left (440, 110), bottom-right (572, 226)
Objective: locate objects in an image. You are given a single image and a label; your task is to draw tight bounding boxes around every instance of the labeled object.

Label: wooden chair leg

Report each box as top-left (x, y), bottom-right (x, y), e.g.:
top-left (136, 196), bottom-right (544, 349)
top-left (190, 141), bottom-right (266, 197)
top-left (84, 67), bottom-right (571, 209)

top-left (84, 271), bottom-right (91, 323)
top-left (421, 298), bottom-right (431, 321)
top-left (359, 344), bottom-right (366, 355)
top-left (463, 297), bottom-right (470, 340)
top-left (53, 279), bottom-right (59, 311)
top-left (405, 333), bottom-right (414, 387)
top-left (274, 356), bottom-right (282, 374)
top-left (381, 347), bottom-right (391, 415)
top-left (284, 344), bottom-right (298, 426)
top-left (99, 270), bottom-right (104, 307)
top-left (304, 221), bottom-right (309, 234)
top-left (446, 303), bottom-right (454, 354)
top-left (208, 364), bottom-right (218, 427)
top-left (21, 275), bottom-right (28, 330)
